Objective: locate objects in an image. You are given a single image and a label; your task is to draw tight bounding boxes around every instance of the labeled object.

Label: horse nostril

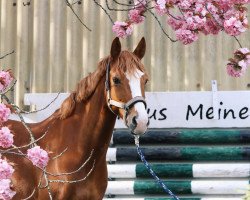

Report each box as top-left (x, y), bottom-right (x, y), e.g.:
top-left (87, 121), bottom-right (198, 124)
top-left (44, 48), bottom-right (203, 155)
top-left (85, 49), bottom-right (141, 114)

top-left (132, 116), bottom-right (137, 126)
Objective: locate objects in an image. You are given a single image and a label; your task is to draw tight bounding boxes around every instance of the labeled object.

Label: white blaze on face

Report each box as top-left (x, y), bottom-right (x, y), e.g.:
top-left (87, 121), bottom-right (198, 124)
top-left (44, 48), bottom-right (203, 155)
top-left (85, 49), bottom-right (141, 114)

top-left (126, 69), bottom-right (148, 134)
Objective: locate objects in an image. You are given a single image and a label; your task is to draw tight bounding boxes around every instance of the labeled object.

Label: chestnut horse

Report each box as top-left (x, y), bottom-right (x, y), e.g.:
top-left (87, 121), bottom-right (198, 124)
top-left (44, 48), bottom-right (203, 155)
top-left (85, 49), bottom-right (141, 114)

top-left (4, 37), bottom-right (149, 199)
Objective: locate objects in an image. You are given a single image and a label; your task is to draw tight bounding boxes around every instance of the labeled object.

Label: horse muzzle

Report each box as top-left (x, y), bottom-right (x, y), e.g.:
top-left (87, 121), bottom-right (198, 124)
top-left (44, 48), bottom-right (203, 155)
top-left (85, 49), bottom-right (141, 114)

top-left (126, 103), bottom-right (149, 136)
top-left (106, 88), bottom-right (149, 135)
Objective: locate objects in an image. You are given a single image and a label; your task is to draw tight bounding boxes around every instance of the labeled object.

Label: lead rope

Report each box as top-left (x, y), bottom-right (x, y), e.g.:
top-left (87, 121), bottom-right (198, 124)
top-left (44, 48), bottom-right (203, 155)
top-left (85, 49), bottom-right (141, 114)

top-left (134, 135), bottom-right (180, 200)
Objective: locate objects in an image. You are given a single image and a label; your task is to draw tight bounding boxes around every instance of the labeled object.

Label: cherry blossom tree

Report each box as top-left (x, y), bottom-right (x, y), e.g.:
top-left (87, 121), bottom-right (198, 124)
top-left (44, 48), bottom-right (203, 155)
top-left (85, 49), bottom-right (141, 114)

top-left (0, 54), bottom-right (94, 199)
top-left (0, 70), bottom-right (17, 199)
top-left (108, 0), bottom-right (250, 77)
top-left (69, 0), bottom-right (249, 78)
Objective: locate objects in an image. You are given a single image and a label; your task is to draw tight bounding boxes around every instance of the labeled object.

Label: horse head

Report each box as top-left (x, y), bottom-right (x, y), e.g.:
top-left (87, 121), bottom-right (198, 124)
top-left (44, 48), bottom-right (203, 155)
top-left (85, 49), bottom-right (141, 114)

top-left (105, 37), bottom-right (149, 135)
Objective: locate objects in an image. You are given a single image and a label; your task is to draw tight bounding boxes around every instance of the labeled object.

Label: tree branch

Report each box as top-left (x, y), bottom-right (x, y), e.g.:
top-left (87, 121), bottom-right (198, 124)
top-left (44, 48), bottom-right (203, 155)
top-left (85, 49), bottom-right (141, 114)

top-left (65, 0), bottom-right (92, 31)
top-left (93, 0), bottom-right (114, 24)
top-left (0, 50), bottom-right (15, 60)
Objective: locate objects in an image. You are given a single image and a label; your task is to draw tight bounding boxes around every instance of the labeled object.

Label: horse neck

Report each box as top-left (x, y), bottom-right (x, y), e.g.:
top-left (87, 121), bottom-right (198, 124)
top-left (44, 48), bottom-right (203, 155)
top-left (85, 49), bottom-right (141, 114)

top-left (70, 76), bottom-right (117, 156)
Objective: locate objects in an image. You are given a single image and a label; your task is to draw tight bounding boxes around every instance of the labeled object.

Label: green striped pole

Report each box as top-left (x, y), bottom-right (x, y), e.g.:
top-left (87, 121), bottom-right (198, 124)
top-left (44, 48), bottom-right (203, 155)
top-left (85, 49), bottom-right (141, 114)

top-left (107, 147), bottom-right (250, 162)
top-left (107, 163), bottom-right (250, 178)
top-left (105, 180), bottom-right (249, 195)
top-left (111, 129), bottom-right (250, 145)
top-left (103, 198), bottom-right (242, 200)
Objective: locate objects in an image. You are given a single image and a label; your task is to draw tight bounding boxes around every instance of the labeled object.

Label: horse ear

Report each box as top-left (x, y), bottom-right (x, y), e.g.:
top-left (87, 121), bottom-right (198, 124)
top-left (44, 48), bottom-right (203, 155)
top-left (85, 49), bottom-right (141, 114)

top-left (133, 37), bottom-right (146, 59)
top-left (110, 37), bottom-right (121, 61)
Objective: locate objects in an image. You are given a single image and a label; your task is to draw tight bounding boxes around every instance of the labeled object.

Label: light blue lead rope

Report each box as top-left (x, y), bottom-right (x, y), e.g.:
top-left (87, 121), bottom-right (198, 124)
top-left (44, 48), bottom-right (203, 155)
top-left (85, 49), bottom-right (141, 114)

top-left (134, 135), bottom-right (180, 200)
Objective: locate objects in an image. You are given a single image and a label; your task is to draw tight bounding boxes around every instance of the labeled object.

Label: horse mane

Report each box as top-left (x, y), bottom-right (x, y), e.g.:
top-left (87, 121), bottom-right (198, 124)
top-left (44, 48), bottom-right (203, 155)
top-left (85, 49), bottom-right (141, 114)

top-left (56, 51), bottom-right (146, 119)
top-left (113, 50), bottom-right (146, 75)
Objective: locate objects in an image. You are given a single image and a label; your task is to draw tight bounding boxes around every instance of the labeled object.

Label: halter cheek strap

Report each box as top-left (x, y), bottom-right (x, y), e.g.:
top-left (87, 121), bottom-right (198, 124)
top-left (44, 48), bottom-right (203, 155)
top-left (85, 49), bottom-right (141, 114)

top-left (105, 61), bottom-right (147, 125)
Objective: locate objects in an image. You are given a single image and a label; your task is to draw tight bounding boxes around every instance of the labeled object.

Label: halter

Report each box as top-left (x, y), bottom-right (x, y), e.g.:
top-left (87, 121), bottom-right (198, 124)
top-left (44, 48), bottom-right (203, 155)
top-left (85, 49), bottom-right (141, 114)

top-left (105, 61), bottom-right (147, 126)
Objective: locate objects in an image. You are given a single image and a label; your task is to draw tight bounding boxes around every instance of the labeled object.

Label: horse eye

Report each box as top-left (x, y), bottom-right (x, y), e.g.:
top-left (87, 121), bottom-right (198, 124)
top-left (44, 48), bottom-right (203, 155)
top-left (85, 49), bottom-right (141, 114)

top-left (113, 77), bottom-right (121, 85)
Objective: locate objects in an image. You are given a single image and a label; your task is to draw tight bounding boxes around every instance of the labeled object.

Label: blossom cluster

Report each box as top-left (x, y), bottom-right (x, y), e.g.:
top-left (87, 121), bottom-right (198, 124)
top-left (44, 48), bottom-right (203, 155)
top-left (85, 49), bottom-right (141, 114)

top-left (0, 127), bottom-right (13, 149)
top-left (0, 103), bottom-right (15, 199)
top-left (112, 0), bottom-right (147, 38)
top-left (112, 0), bottom-right (250, 77)
top-left (0, 159), bottom-right (14, 180)
top-left (156, 0), bottom-right (249, 45)
top-left (0, 69), bottom-right (50, 199)
top-left (0, 104), bottom-right (10, 125)
top-left (0, 71), bottom-right (13, 93)
top-left (0, 157), bottom-right (15, 200)
top-left (27, 146), bottom-right (49, 169)
top-left (227, 47), bottom-right (250, 77)
top-left (0, 104), bottom-right (13, 149)
top-left (112, 0), bottom-right (249, 42)
top-left (0, 88), bottom-right (15, 199)
top-left (0, 179), bottom-right (15, 200)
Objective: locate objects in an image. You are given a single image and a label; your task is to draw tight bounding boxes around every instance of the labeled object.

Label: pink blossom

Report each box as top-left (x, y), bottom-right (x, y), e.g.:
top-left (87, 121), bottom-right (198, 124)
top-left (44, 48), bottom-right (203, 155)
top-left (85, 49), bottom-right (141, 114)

top-left (134, 0), bottom-right (147, 12)
top-left (0, 104), bottom-right (11, 123)
top-left (186, 15), bottom-right (206, 30)
top-left (160, 0), bottom-right (249, 40)
top-left (223, 8), bottom-right (245, 21)
top-left (246, 54), bottom-right (250, 65)
top-left (226, 61), bottom-right (247, 77)
top-left (224, 16), bottom-right (247, 36)
top-left (112, 21), bottom-right (133, 38)
top-left (0, 71), bottom-right (13, 93)
top-left (235, 48), bottom-right (250, 65)
top-left (175, 28), bottom-right (199, 45)
top-left (183, 11), bottom-right (193, 18)
top-left (195, 3), bottom-right (207, 16)
top-left (129, 9), bottom-right (145, 24)
top-left (134, 0), bottom-right (146, 6)
top-left (156, 0), bottom-right (167, 9)
top-left (238, 59), bottom-right (248, 69)
top-left (227, 47), bottom-right (250, 77)
top-left (178, 0), bottom-right (192, 9)
top-left (0, 158), bottom-right (14, 179)
top-left (167, 17), bottom-right (184, 30)
top-left (202, 19), bottom-right (221, 35)
top-left (237, 47), bottom-right (250, 55)
top-left (215, 0), bottom-right (234, 10)
top-left (0, 127), bottom-right (14, 149)
top-left (154, 4), bottom-right (168, 16)
top-left (0, 179), bottom-right (16, 200)
top-left (125, 25), bottom-right (133, 36)
top-left (206, 2), bottom-right (218, 14)
top-left (232, 0), bottom-right (250, 3)
top-left (186, 17), bottom-right (197, 30)
top-left (153, 0), bottom-right (250, 42)
top-left (27, 146), bottom-right (49, 168)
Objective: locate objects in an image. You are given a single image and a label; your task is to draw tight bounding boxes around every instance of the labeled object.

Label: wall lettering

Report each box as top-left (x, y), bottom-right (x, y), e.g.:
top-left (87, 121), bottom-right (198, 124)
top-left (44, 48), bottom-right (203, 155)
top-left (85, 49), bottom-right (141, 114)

top-left (147, 108), bottom-right (167, 121)
top-left (186, 102), bottom-right (249, 121)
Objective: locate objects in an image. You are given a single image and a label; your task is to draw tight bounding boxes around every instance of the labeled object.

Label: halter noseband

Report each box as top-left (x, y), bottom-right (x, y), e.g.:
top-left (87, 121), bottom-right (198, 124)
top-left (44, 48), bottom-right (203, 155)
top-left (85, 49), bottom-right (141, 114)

top-left (105, 61), bottom-right (147, 125)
